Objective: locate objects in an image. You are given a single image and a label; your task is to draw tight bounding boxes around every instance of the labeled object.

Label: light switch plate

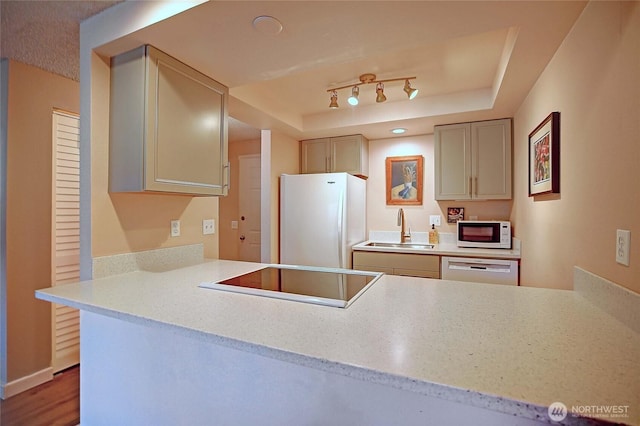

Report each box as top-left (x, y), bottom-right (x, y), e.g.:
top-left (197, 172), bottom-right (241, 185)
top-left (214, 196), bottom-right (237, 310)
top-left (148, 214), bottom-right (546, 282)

top-left (231, 220), bottom-right (239, 230)
top-left (203, 219), bottom-right (215, 235)
top-left (429, 215), bottom-right (441, 226)
top-left (616, 229), bottom-right (631, 266)
top-left (171, 220), bottom-right (180, 237)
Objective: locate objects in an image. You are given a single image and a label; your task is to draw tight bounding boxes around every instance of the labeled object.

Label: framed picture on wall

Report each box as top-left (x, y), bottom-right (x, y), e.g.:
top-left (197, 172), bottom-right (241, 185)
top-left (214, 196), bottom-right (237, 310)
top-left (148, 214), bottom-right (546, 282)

top-left (529, 112), bottom-right (560, 196)
top-left (447, 207), bottom-right (464, 223)
top-left (385, 155), bottom-right (423, 205)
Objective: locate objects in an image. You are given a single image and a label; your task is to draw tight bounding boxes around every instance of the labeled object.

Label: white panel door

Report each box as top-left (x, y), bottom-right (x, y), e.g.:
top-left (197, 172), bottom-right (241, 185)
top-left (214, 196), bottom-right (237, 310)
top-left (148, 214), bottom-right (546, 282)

top-left (238, 155), bottom-right (261, 262)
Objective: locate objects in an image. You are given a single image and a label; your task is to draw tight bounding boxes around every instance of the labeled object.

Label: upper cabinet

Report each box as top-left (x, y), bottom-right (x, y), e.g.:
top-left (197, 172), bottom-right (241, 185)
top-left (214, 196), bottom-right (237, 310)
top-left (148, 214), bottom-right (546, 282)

top-left (434, 118), bottom-right (512, 200)
top-left (301, 134), bottom-right (369, 177)
top-left (109, 45), bottom-right (229, 196)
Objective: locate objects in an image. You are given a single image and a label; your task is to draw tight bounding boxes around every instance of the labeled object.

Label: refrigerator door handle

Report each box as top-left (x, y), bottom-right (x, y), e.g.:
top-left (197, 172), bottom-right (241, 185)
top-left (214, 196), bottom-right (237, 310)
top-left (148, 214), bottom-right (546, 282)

top-left (337, 188), bottom-right (344, 269)
top-left (337, 188), bottom-right (346, 300)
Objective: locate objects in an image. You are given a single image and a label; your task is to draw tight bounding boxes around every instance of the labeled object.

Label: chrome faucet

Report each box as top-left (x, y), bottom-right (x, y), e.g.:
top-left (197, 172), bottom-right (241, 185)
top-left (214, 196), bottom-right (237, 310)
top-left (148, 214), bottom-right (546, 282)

top-left (397, 208), bottom-right (411, 243)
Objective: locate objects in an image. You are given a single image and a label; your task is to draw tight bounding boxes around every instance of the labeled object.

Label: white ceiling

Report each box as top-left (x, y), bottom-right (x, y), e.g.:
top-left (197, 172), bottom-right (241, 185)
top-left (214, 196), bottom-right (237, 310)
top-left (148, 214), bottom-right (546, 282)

top-left (2, 1), bottom-right (588, 142)
top-left (0, 0), bottom-right (121, 81)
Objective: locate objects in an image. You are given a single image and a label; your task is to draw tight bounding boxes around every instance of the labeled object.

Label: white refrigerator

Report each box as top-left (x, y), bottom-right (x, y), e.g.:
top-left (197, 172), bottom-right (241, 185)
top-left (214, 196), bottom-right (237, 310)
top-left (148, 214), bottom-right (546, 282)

top-left (280, 173), bottom-right (366, 269)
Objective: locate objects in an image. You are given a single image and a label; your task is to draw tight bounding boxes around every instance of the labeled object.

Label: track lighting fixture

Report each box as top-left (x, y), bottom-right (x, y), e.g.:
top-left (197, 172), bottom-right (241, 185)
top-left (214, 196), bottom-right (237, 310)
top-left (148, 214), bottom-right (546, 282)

top-left (329, 90), bottom-right (339, 109)
top-left (376, 83), bottom-right (386, 103)
top-left (326, 73), bottom-right (417, 108)
top-left (403, 79), bottom-right (418, 99)
top-left (347, 86), bottom-right (359, 106)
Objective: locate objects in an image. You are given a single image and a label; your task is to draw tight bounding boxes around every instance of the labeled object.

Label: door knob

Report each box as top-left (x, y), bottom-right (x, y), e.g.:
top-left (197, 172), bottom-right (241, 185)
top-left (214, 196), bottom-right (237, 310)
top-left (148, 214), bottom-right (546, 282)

top-left (239, 235), bottom-right (246, 241)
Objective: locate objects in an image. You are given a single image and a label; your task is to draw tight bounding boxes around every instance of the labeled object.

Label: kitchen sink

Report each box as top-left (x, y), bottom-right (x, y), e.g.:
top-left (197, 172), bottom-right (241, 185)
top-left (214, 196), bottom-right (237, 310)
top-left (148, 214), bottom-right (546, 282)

top-left (364, 242), bottom-right (434, 249)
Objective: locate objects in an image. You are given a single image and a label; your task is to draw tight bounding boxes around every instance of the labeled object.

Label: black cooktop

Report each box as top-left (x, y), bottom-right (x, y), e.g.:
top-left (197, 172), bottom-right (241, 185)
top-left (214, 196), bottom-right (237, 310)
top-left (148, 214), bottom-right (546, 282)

top-left (200, 265), bottom-right (382, 308)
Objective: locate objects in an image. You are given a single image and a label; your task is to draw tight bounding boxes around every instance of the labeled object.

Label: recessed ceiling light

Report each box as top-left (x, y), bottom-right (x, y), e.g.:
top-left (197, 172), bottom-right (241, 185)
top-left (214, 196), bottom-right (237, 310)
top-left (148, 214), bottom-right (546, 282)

top-left (391, 128), bottom-right (407, 134)
top-left (252, 15), bottom-right (283, 35)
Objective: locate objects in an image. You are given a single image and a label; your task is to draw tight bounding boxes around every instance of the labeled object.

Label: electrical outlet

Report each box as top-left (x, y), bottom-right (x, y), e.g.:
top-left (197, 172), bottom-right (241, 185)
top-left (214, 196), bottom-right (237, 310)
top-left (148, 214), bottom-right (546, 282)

top-left (171, 220), bottom-right (180, 237)
top-left (203, 219), bottom-right (215, 235)
top-left (429, 215), bottom-right (441, 226)
top-left (616, 229), bottom-right (631, 266)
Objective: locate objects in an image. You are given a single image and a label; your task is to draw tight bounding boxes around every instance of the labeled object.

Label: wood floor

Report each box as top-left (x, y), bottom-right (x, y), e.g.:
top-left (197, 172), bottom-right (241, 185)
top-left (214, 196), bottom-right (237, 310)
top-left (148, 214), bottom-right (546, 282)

top-left (0, 366), bottom-right (79, 426)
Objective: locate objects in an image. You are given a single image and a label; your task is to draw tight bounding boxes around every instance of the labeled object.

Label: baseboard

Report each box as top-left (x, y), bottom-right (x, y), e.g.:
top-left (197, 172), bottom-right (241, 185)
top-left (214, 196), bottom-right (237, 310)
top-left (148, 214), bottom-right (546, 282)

top-left (1, 367), bottom-right (53, 399)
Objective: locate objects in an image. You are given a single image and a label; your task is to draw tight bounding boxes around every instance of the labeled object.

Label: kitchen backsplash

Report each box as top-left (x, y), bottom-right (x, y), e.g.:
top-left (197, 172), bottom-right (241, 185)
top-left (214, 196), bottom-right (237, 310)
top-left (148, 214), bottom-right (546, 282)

top-left (574, 267), bottom-right (640, 334)
top-left (92, 244), bottom-right (204, 279)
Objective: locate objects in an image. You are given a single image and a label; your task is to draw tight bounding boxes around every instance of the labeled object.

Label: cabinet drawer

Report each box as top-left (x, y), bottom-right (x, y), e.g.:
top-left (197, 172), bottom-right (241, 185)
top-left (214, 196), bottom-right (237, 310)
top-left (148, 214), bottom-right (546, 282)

top-left (354, 252), bottom-right (439, 271)
top-left (352, 264), bottom-right (393, 275)
top-left (394, 269), bottom-right (440, 279)
top-left (353, 251), bottom-right (440, 278)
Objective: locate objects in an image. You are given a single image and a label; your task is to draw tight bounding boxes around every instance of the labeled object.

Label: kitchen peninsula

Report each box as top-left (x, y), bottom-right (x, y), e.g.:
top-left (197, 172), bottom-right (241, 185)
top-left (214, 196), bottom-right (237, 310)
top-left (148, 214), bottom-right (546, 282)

top-left (36, 259), bottom-right (639, 425)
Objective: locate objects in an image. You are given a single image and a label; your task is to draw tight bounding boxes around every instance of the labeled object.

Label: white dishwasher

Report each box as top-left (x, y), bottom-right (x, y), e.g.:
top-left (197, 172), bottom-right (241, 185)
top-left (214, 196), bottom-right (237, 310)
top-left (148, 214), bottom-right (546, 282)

top-left (441, 256), bottom-right (518, 286)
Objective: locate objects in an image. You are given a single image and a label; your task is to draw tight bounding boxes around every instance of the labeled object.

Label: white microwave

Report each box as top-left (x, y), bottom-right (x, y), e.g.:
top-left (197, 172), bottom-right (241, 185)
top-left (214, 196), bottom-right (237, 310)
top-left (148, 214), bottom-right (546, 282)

top-left (457, 221), bottom-right (511, 249)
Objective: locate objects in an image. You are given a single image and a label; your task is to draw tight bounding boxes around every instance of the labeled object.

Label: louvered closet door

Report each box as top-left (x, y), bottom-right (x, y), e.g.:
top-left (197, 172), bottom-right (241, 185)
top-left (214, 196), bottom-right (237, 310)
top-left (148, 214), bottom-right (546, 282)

top-left (52, 110), bottom-right (80, 373)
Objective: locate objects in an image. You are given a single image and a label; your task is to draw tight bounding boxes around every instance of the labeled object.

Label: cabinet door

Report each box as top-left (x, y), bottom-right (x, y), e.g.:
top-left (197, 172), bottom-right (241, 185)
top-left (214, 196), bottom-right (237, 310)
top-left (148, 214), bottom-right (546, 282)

top-left (471, 119), bottom-right (512, 199)
top-left (434, 123), bottom-right (471, 200)
top-left (330, 135), bottom-right (368, 176)
top-left (109, 45), bottom-right (229, 196)
top-left (300, 138), bottom-right (329, 173)
top-left (146, 51), bottom-right (228, 195)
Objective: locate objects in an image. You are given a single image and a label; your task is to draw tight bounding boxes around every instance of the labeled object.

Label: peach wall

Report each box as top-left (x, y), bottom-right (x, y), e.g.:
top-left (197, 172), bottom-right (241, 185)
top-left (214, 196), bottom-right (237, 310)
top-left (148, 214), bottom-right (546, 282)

top-left (5, 61), bottom-right (79, 382)
top-left (90, 52), bottom-right (220, 260)
top-left (268, 131), bottom-right (299, 262)
top-left (219, 138), bottom-right (261, 260)
top-left (367, 135), bottom-right (512, 236)
top-left (512, 1), bottom-right (639, 291)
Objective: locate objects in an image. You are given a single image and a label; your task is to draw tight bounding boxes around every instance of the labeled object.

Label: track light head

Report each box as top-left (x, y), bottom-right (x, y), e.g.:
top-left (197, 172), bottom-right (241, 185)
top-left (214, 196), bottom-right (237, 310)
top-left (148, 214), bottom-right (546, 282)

top-left (347, 86), bottom-right (359, 106)
top-left (329, 90), bottom-right (339, 108)
top-left (376, 83), bottom-right (386, 103)
top-left (403, 79), bottom-right (418, 99)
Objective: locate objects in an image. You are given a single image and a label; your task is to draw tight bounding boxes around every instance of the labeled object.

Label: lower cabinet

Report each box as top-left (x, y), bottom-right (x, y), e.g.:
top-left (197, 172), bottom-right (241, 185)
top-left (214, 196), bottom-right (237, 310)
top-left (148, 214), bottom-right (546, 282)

top-left (353, 252), bottom-right (440, 279)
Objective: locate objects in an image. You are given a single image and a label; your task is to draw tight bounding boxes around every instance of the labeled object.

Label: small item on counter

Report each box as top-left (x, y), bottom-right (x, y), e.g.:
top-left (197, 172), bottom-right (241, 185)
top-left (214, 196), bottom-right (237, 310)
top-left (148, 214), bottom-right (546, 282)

top-left (429, 224), bottom-right (439, 244)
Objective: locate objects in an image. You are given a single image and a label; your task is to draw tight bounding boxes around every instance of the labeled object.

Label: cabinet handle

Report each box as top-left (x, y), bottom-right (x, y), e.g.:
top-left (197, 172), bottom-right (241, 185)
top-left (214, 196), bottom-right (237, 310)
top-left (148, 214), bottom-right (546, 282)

top-left (223, 162), bottom-right (231, 190)
top-left (469, 177), bottom-right (472, 198)
top-left (475, 177), bottom-right (478, 197)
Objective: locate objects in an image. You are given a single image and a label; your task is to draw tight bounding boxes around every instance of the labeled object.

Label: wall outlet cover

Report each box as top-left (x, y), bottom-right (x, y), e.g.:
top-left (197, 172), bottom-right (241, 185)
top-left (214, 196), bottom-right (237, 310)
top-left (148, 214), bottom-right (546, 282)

top-left (203, 219), bottom-right (215, 235)
top-left (616, 229), bottom-right (631, 266)
top-left (429, 215), bottom-right (441, 226)
top-left (171, 220), bottom-right (181, 237)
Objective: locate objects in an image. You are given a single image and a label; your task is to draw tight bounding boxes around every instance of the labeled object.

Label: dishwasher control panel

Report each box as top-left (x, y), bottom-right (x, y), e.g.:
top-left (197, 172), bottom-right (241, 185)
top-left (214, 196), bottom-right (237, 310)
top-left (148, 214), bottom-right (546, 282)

top-left (441, 256), bottom-right (518, 286)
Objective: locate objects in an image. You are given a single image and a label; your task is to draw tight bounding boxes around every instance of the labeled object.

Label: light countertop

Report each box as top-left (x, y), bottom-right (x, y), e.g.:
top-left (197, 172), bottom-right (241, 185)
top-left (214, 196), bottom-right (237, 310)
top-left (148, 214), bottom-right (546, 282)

top-left (353, 240), bottom-right (521, 259)
top-left (353, 231), bottom-right (521, 259)
top-left (36, 260), bottom-right (639, 424)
